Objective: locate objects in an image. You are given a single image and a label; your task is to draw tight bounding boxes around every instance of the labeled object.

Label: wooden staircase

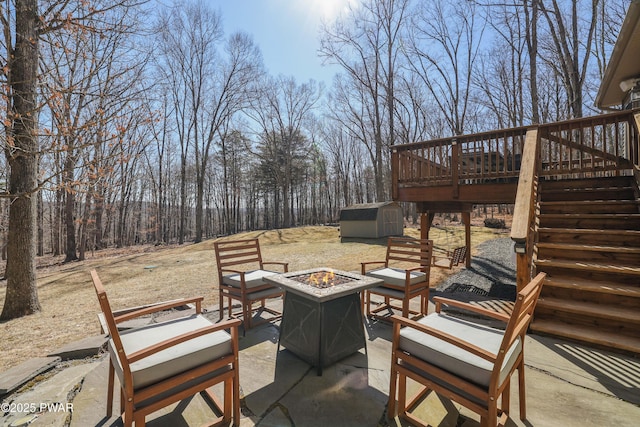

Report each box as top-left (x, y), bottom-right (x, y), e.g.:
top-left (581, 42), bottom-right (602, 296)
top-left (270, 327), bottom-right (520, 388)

top-left (532, 175), bottom-right (640, 354)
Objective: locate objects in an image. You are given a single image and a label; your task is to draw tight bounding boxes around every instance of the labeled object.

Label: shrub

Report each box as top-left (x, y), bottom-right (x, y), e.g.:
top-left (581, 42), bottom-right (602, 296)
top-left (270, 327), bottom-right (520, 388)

top-left (484, 218), bottom-right (506, 229)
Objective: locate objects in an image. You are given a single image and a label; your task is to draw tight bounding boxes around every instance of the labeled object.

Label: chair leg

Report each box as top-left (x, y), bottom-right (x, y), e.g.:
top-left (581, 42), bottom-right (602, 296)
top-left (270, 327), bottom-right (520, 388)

top-left (387, 364), bottom-right (397, 418)
top-left (106, 361), bottom-right (114, 417)
top-left (402, 297), bottom-right (410, 318)
top-left (223, 377), bottom-right (232, 423)
top-left (518, 361), bottom-right (526, 420)
top-left (123, 397), bottom-right (134, 427)
top-left (502, 379), bottom-right (511, 416)
top-left (398, 372), bottom-right (407, 418)
top-left (422, 291), bottom-right (428, 315)
top-left (244, 301), bottom-right (251, 330)
top-left (487, 397), bottom-right (499, 427)
top-left (133, 412), bottom-right (145, 427)
top-left (233, 368), bottom-right (240, 425)
top-left (219, 289), bottom-right (224, 321)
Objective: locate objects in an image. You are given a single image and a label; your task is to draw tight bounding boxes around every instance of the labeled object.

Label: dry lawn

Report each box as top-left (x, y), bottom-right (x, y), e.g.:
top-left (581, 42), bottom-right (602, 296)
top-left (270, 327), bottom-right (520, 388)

top-left (0, 224), bottom-right (507, 372)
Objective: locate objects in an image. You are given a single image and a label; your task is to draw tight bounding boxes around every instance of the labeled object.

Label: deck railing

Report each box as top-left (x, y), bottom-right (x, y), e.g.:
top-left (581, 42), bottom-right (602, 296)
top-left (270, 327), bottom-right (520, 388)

top-left (392, 109), bottom-right (640, 197)
top-left (538, 110), bottom-right (638, 178)
top-left (392, 127), bottom-right (528, 198)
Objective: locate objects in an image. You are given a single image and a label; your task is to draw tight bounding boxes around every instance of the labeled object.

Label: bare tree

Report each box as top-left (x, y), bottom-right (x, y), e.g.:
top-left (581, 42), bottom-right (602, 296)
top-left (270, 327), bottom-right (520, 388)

top-left (538, 0), bottom-right (600, 118)
top-left (39, 1), bottom-right (148, 261)
top-left (248, 75), bottom-right (321, 228)
top-left (0, 0), bottom-right (145, 319)
top-left (524, 0), bottom-right (541, 123)
top-left (1, 0), bottom-right (41, 319)
top-left (475, 2), bottom-right (528, 128)
top-left (320, 0), bottom-right (410, 201)
top-left (155, 1), bottom-right (262, 243)
top-left (405, 0), bottom-right (486, 136)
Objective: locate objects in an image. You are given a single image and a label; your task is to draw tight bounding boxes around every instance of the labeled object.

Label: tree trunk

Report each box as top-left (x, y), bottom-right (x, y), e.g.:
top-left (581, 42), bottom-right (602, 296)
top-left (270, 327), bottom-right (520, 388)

top-left (195, 176), bottom-right (204, 243)
top-left (63, 156), bottom-right (78, 262)
top-left (94, 181), bottom-right (104, 250)
top-left (53, 187), bottom-right (62, 255)
top-left (179, 156), bottom-right (186, 244)
top-left (526, 0), bottom-right (540, 123)
top-left (37, 190), bottom-right (44, 256)
top-left (1, 0), bottom-right (41, 320)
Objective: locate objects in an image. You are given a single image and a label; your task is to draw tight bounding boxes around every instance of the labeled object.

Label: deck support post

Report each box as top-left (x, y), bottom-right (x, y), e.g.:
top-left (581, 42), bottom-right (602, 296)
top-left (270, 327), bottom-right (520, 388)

top-left (462, 211), bottom-right (471, 268)
top-left (420, 212), bottom-right (435, 240)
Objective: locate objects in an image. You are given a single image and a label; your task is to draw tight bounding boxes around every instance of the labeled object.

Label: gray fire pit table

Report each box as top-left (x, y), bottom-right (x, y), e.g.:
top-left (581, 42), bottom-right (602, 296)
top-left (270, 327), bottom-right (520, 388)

top-left (264, 268), bottom-right (383, 375)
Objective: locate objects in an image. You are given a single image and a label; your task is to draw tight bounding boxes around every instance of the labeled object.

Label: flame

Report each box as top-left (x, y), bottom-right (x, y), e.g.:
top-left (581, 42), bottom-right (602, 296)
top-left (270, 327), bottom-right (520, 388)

top-left (307, 270), bottom-right (336, 286)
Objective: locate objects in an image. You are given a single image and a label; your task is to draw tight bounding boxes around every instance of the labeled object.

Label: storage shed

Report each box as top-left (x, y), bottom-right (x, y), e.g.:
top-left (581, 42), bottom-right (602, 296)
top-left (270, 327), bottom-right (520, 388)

top-left (339, 202), bottom-right (404, 239)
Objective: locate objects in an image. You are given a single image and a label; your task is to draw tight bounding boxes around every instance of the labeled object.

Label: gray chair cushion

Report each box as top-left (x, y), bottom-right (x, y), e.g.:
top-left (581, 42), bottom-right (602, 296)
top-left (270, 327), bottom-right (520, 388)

top-left (222, 269), bottom-right (278, 289)
top-left (368, 285), bottom-right (427, 300)
top-left (244, 287), bottom-right (283, 301)
top-left (109, 314), bottom-right (232, 389)
top-left (366, 267), bottom-right (427, 288)
top-left (399, 313), bottom-right (521, 387)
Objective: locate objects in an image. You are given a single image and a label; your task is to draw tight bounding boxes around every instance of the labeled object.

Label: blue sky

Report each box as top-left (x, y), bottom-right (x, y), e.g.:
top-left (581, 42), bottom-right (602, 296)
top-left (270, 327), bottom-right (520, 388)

top-left (212, 0), bottom-right (358, 86)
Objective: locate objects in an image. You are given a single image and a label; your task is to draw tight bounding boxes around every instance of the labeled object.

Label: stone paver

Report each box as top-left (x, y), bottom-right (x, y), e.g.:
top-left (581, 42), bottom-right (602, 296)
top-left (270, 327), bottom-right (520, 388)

top-left (1, 362), bottom-right (98, 427)
top-left (0, 357), bottom-right (60, 396)
top-left (47, 335), bottom-right (107, 361)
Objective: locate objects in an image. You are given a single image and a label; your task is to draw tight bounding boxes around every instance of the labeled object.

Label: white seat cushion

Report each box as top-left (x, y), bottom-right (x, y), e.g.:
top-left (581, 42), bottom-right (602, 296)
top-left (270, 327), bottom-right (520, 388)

top-left (399, 313), bottom-right (521, 387)
top-left (366, 267), bottom-right (427, 287)
top-left (222, 269), bottom-right (279, 289)
top-left (109, 314), bottom-right (232, 389)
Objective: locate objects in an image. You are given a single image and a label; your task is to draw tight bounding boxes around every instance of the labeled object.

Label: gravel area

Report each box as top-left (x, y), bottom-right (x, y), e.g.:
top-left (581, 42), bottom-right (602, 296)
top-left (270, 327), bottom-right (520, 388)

top-left (433, 237), bottom-right (517, 302)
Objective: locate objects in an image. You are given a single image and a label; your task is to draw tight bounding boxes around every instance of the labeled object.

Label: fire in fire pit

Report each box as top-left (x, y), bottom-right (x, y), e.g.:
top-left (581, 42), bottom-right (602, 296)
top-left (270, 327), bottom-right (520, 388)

top-left (291, 270), bottom-right (354, 289)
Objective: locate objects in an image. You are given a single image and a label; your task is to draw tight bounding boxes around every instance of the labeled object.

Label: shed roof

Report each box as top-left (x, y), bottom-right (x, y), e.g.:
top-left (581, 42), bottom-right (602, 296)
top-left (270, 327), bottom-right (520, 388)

top-left (339, 201), bottom-right (399, 221)
top-left (595, 0), bottom-right (640, 109)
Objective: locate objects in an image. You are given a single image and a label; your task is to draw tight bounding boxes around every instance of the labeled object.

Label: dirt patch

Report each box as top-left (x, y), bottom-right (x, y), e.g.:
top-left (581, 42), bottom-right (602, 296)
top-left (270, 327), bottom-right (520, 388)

top-left (0, 224), bottom-right (505, 372)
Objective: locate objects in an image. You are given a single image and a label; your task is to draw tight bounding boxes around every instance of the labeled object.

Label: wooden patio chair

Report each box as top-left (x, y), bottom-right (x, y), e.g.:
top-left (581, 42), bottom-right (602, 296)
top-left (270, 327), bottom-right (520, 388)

top-left (387, 272), bottom-right (546, 427)
top-left (361, 237), bottom-right (433, 320)
top-left (214, 238), bottom-right (288, 330)
top-left (91, 270), bottom-right (241, 427)
top-left (432, 245), bottom-right (467, 269)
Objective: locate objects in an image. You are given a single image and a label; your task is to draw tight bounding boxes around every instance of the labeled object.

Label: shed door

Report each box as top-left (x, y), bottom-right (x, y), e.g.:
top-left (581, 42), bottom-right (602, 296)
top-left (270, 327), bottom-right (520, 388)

top-left (383, 208), bottom-right (401, 236)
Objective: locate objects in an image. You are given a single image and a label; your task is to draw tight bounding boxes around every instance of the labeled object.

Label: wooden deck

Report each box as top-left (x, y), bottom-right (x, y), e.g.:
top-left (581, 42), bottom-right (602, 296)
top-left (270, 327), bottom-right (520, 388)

top-left (392, 109), bottom-right (640, 354)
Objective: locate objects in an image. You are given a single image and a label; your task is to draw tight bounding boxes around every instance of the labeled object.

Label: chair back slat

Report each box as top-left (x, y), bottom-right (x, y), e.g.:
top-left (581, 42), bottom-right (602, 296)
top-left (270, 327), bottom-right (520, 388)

top-left (494, 272), bottom-right (545, 374)
top-left (91, 270), bottom-right (132, 383)
top-left (214, 238), bottom-right (264, 269)
top-left (385, 237), bottom-right (433, 268)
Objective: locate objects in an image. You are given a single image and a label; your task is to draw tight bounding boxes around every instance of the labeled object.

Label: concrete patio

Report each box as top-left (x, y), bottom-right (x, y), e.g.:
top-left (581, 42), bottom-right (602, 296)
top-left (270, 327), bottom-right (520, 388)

top-left (2, 297), bottom-right (639, 427)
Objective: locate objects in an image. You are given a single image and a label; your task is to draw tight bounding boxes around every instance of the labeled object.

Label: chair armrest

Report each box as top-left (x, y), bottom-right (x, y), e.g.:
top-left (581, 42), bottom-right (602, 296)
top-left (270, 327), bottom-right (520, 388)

top-left (114, 297), bottom-right (205, 323)
top-left (433, 296), bottom-right (510, 322)
top-left (219, 268), bottom-right (245, 276)
top-left (390, 315), bottom-right (496, 363)
top-left (262, 261), bottom-right (289, 272)
top-left (360, 261), bottom-right (386, 274)
top-left (404, 265), bottom-right (429, 273)
top-left (128, 318), bottom-right (242, 363)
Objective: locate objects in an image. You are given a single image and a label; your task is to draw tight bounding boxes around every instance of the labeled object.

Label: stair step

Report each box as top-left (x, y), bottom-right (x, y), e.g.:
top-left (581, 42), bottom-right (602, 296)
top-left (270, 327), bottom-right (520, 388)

top-left (541, 188), bottom-right (635, 202)
top-left (540, 200), bottom-right (640, 214)
top-left (544, 276), bottom-right (640, 299)
top-left (530, 320), bottom-right (640, 354)
top-left (538, 242), bottom-right (640, 254)
top-left (537, 242), bottom-right (640, 264)
top-left (536, 297), bottom-right (640, 324)
top-left (538, 213), bottom-right (640, 230)
top-left (536, 258), bottom-right (640, 279)
top-left (537, 228), bottom-right (640, 247)
top-left (540, 176), bottom-right (634, 191)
